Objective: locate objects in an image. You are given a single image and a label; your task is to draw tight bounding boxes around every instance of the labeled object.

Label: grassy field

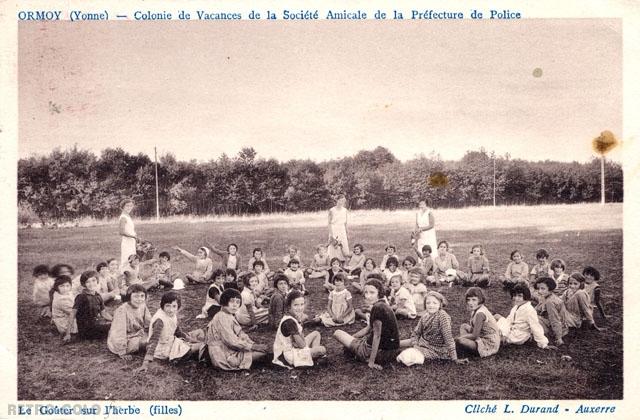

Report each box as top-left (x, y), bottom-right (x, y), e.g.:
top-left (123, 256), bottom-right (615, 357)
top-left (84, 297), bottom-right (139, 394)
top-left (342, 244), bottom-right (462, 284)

top-left (17, 204), bottom-right (623, 400)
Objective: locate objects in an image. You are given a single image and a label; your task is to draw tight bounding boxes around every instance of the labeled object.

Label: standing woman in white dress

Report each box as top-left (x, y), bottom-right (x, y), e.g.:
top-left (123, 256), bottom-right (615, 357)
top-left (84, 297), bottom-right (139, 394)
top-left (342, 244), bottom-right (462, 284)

top-left (414, 200), bottom-right (437, 260)
top-left (327, 195), bottom-right (350, 262)
top-left (119, 199), bottom-right (137, 272)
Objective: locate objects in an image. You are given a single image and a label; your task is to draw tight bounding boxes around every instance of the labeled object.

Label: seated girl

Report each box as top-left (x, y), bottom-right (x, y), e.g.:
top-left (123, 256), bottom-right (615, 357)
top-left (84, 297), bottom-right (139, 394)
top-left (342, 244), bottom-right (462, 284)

top-left (32, 264), bottom-right (53, 319)
top-left (282, 246), bottom-right (302, 268)
top-left (353, 258), bottom-right (379, 293)
top-left (273, 290), bottom-right (326, 368)
top-left (196, 269), bottom-right (226, 320)
top-left (333, 278), bottom-right (400, 369)
top-left (123, 254), bottom-right (160, 291)
top-left (324, 258), bottom-right (345, 292)
top-left (96, 262), bottom-right (121, 304)
top-left (397, 291), bottom-right (463, 366)
top-left (415, 245), bottom-right (435, 283)
top-left (533, 277), bottom-right (569, 346)
top-left (500, 250), bottom-right (529, 290)
top-left (135, 292), bottom-right (203, 374)
top-left (494, 284), bottom-right (552, 349)
top-left (269, 274), bottom-right (291, 330)
top-left (404, 268), bottom-right (428, 314)
top-left (388, 274), bottom-right (417, 319)
top-left (562, 272), bottom-right (603, 331)
top-left (107, 284), bottom-right (152, 361)
top-left (455, 287), bottom-right (500, 358)
top-left (380, 245), bottom-right (399, 272)
top-left (207, 289), bottom-right (270, 370)
top-left (433, 241), bottom-right (465, 285)
top-left (400, 256), bottom-right (417, 284)
top-left (381, 257), bottom-right (401, 287)
top-left (63, 271), bottom-right (113, 342)
top-left (51, 275), bottom-right (77, 335)
top-left (236, 273), bottom-right (270, 328)
top-left (344, 244), bottom-right (366, 278)
top-left (284, 259), bottom-right (306, 294)
top-left (582, 266), bottom-right (609, 320)
top-left (307, 244), bottom-right (331, 284)
top-left (173, 246), bottom-right (213, 284)
top-left (465, 245), bottom-right (491, 288)
top-left (319, 273), bottom-right (355, 327)
top-left (209, 243), bottom-right (242, 272)
top-left (247, 247), bottom-right (270, 274)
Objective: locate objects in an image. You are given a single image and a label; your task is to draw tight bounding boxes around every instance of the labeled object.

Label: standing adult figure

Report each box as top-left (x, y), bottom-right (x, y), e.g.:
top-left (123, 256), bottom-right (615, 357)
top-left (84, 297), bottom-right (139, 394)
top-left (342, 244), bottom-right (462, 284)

top-left (119, 199), bottom-right (137, 272)
top-left (414, 200), bottom-right (437, 259)
top-left (328, 194), bottom-right (350, 262)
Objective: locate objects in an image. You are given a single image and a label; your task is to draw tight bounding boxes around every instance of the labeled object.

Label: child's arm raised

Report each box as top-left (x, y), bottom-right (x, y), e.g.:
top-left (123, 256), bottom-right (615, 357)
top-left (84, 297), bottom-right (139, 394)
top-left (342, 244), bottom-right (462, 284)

top-left (172, 246), bottom-right (197, 262)
top-left (206, 243), bottom-right (226, 258)
top-left (368, 320), bottom-right (383, 370)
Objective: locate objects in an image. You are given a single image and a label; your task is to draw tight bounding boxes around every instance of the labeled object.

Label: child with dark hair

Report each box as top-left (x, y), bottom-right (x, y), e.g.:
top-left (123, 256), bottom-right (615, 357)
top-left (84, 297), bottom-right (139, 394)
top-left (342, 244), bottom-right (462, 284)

top-left (382, 256), bottom-right (401, 287)
top-left (252, 260), bottom-right (272, 297)
top-left (389, 274), bottom-right (417, 319)
top-left (209, 243), bottom-right (242, 271)
top-left (533, 277), bottom-right (569, 346)
top-left (324, 257), bottom-right (345, 292)
top-left (273, 290), bottom-right (326, 368)
top-left (401, 256), bottom-right (417, 284)
top-left (269, 274), bottom-right (291, 330)
top-left (148, 251), bottom-right (174, 289)
top-left (196, 269), bottom-right (226, 320)
top-left (501, 250), bottom-right (529, 290)
top-left (582, 266), bottom-right (608, 320)
top-left (207, 289), bottom-right (270, 370)
top-left (247, 247), bottom-right (270, 273)
top-left (63, 271), bottom-right (113, 342)
top-left (380, 245), bottom-right (399, 271)
top-left (108, 284), bottom-right (152, 361)
top-left (550, 259), bottom-right (569, 296)
top-left (355, 273), bottom-right (386, 322)
top-left (51, 276), bottom-right (77, 335)
top-left (32, 264), bottom-right (53, 320)
top-left (224, 268), bottom-right (238, 290)
top-left (494, 284), bottom-right (551, 349)
top-left (417, 245), bottom-right (435, 284)
top-left (562, 273), bottom-right (603, 331)
top-left (96, 262), bottom-right (121, 304)
top-left (123, 254), bottom-right (160, 291)
top-left (455, 287), bottom-right (500, 357)
top-left (236, 273), bottom-right (269, 328)
top-left (405, 268), bottom-right (428, 314)
top-left (135, 292), bottom-right (202, 374)
top-left (397, 291), bottom-right (463, 366)
top-left (344, 244), bottom-right (366, 278)
top-left (334, 279), bottom-right (400, 369)
top-left (173, 246), bottom-right (213, 284)
top-left (529, 249), bottom-right (552, 283)
top-left (353, 258), bottom-right (379, 293)
top-left (319, 273), bottom-right (355, 326)
top-left (433, 241), bottom-right (461, 285)
top-left (465, 245), bottom-right (491, 288)
top-left (284, 259), bottom-right (306, 294)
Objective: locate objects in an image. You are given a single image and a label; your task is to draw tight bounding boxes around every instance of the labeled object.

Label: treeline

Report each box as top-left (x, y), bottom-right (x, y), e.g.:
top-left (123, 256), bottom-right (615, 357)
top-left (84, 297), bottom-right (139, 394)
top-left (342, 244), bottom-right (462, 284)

top-left (17, 146), bottom-right (623, 223)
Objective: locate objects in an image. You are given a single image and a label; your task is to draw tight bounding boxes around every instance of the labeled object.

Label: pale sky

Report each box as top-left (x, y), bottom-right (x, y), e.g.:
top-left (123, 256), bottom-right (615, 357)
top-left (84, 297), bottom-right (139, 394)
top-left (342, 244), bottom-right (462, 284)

top-left (18, 20), bottom-right (622, 163)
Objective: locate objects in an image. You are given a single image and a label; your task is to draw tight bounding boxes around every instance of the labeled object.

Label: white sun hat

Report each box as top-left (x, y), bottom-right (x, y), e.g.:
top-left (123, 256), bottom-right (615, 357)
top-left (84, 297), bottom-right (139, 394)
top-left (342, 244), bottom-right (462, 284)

top-left (173, 278), bottom-right (185, 290)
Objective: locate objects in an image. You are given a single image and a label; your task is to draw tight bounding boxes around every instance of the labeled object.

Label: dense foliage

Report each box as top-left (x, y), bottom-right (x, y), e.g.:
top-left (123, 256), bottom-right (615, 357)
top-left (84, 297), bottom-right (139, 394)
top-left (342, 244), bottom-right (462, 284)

top-left (17, 146), bottom-right (623, 222)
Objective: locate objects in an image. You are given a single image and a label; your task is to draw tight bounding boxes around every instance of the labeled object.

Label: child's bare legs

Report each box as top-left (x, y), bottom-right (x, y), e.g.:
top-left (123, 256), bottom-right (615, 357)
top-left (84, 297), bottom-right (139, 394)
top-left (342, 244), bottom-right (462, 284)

top-left (399, 338), bottom-right (413, 348)
top-left (333, 330), bottom-right (355, 350)
top-left (305, 331), bottom-right (327, 358)
top-left (455, 336), bottom-right (478, 353)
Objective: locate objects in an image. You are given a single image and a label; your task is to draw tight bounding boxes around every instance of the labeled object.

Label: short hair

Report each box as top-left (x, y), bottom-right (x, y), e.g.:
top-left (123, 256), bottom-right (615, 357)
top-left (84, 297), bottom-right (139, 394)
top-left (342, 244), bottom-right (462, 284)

top-left (366, 272), bottom-right (385, 283)
top-left (50, 264), bottom-right (74, 278)
top-left (403, 256), bottom-right (416, 266)
top-left (227, 243), bottom-right (238, 252)
top-left (96, 262), bottom-right (108, 272)
top-left (288, 258), bottom-right (300, 266)
top-left (535, 249), bottom-right (549, 259)
top-left (160, 291), bottom-right (182, 309)
top-left (121, 198), bottom-right (134, 209)
top-left (238, 272), bottom-right (254, 288)
top-left (333, 273), bottom-right (347, 284)
top-left (408, 267), bottom-right (424, 279)
top-left (582, 266), bottom-right (600, 281)
top-left (329, 257), bottom-right (342, 266)
top-left (52, 275), bottom-right (72, 293)
top-left (550, 259), bottom-right (566, 271)
top-left (421, 245), bottom-right (432, 255)
top-left (225, 268), bottom-right (237, 280)
top-left (353, 243), bottom-right (364, 252)
top-left (273, 273), bottom-right (290, 289)
top-left (535, 276), bottom-right (557, 292)
top-left (33, 264), bottom-right (50, 277)
top-left (79, 270), bottom-right (98, 286)
top-left (336, 193), bottom-right (346, 200)
top-left (252, 260), bottom-right (265, 269)
top-left (252, 247), bottom-right (263, 256)
top-left (437, 240), bottom-right (450, 249)
top-left (510, 250), bottom-right (521, 260)
top-left (386, 256), bottom-right (399, 268)
top-left (568, 272), bottom-right (586, 289)
top-left (220, 288), bottom-right (242, 306)
top-left (159, 251), bottom-right (171, 260)
top-left (388, 274), bottom-right (403, 284)
top-left (364, 258), bottom-right (377, 269)
top-left (211, 269), bottom-right (225, 281)
top-left (106, 258), bottom-right (118, 265)
top-left (285, 289), bottom-right (305, 309)
top-left (470, 244), bottom-right (484, 255)
top-left (316, 243), bottom-right (326, 251)
top-left (465, 287), bottom-right (486, 304)
top-left (124, 284), bottom-right (147, 302)
top-left (385, 244), bottom-right (396, 252)
top-left (364, 278), bottom-right (385, 299)
top-left (510, 283), bottom-right (532, 301)
top-left (223, 281), bottom-right (239, 291)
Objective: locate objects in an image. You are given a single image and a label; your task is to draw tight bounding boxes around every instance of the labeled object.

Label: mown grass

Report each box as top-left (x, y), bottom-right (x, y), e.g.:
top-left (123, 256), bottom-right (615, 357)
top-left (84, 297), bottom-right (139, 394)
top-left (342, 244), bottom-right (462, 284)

top-left (17, 206), bottom-right (623, 400)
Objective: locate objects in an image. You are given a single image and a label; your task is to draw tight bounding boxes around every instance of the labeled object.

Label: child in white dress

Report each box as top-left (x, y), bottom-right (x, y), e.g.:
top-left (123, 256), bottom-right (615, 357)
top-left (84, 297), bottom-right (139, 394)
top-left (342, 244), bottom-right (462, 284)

top-left (51, 276), bottom-right (77, 335)
top-left (389, 275), bottom-right (417, 319)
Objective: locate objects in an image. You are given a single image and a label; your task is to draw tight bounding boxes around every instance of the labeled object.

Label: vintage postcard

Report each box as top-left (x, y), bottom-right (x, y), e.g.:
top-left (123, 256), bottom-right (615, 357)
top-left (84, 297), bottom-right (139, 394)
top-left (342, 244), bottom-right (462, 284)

top-left (0, 0), bottom-right (638, 418)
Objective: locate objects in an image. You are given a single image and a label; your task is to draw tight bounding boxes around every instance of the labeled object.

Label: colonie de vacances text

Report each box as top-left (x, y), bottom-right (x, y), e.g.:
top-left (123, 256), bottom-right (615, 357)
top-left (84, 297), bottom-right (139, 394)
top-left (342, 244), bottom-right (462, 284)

top-left (18, 9), bottom-right (522, 21)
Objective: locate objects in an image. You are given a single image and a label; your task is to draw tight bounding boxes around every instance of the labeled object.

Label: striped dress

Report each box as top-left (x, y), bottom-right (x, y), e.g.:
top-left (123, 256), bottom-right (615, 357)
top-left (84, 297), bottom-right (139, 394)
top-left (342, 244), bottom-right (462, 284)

top-left (410, 309), bottom-right (457, 360)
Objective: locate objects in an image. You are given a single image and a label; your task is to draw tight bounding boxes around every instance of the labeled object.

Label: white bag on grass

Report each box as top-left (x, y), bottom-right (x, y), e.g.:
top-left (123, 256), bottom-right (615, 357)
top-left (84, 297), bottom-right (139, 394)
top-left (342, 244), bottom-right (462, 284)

top-left (397, 348), bottom-right (425, 366)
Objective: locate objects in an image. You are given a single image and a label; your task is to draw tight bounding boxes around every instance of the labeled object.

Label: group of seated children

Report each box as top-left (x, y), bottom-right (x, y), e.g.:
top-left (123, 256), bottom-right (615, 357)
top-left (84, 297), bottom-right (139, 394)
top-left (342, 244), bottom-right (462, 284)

top-left (31, 239), bottom-right (609, 372)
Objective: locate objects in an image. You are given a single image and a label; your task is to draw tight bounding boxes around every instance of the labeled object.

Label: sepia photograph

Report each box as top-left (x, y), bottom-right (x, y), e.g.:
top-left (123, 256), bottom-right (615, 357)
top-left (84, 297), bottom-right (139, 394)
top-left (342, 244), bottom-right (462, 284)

top-left (15, 18), bottom-right (623, 402)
